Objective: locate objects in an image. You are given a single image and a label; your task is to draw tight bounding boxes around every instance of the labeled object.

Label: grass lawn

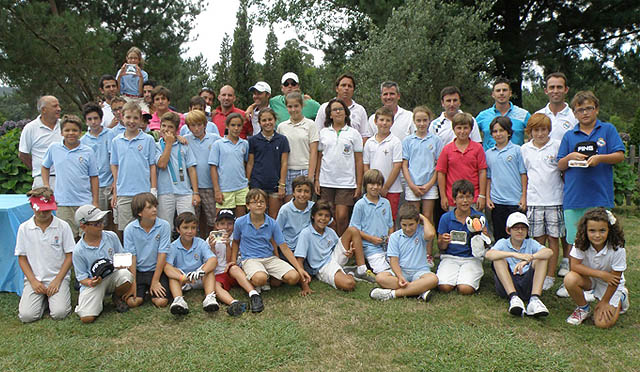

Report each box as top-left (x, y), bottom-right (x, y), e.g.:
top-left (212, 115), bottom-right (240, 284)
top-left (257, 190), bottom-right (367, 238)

top-left (1, 208), bottom-right (639, 372)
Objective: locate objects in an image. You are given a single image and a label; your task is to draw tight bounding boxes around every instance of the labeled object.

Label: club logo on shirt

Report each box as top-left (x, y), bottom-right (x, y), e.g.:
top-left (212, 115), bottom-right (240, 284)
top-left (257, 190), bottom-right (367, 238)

top-left (343, 144), bottom-right (352, 155)
top-left (414, 237), bottom-right (419, 245)
top-left (137, 144), bottom-right (143, 151)
top-left (53, 235), bottom-right (60, 247)
top-left (194, 253), bottom-right (200, 261)
top-left (78, 156), bottom-right (84, 163)
top-left (562, 121), bottom-right (571, 129)
top-left (597, 138), bottom-right (606, 147)
top-left (155, 234), bottom-right (160, 241)
top-left (428, 144), bottom-right (434, 150)
top-left (506, 155), bottom-right (513, 162)
top-left (383, 149), bottom-right (389, 156)
top-left (108, 247), bottom-right (114, 257)
top-left (327, 239), bottom-right (334, 249)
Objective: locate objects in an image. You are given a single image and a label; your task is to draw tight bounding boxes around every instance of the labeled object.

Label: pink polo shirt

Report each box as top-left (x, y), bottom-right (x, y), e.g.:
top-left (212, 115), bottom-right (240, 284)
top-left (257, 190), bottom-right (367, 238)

top-left (148, 109), bottom-right (185, 132)
top-left (435, 139), bottom-right (487, 206)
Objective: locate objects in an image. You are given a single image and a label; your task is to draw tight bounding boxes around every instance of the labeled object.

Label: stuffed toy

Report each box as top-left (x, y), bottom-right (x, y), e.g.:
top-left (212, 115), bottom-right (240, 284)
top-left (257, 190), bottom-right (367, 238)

top-left (465, 214), bottom-right (491, 257)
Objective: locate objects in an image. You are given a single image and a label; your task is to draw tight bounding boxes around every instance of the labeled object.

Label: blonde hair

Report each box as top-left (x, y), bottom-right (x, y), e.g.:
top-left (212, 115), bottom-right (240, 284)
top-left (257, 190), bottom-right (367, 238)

top-left (126, 46), bottom-right (144, 68)
top-left (185, 110), bottom-right (207, 127)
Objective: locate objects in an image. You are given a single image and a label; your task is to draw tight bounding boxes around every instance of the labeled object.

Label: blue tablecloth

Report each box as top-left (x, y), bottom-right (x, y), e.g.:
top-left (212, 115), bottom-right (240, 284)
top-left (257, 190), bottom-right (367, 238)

top-left (0, 194), bottom-right (32, 296)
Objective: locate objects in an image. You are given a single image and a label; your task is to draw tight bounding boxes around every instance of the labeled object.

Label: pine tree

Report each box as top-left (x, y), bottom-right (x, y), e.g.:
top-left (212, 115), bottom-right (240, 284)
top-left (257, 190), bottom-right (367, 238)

top-left (261, 27), bottom-right (281, 95)
top-left (212, 33), bottom-right (232, 93)
top-left (230, 0), bottom-right (256, 108)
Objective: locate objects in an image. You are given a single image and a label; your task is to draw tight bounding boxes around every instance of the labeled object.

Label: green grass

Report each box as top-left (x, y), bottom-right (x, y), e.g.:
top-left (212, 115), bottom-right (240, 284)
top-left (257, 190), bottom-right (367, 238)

top-left (1, 209), bottom-right (639, 372)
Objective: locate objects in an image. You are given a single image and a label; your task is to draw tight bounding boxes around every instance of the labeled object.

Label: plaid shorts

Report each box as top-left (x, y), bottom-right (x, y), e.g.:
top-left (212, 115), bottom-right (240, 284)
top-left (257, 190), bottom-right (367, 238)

top-left (285, 169), bottom-right (309, 195)
top-left (195, 188), bottom-right (216, 226)
top-left (527, 205), bottom-right (565, 238)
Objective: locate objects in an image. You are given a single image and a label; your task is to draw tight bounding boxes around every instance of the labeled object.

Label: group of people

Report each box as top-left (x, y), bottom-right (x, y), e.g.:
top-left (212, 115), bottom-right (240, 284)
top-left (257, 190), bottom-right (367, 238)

top-left (14, 47), bottom-right (629, 328)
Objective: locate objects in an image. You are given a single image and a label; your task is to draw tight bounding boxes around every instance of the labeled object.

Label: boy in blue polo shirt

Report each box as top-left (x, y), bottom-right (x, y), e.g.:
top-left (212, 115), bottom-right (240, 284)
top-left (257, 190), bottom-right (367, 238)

top-left (109, 96), bottom-right (127, 137)
top-left (156, 111), bottom-right (199, 231)
top-left (436, 179), bottom-right (487, 295)
top-left (370, 204), bottom-right (438, 301)
top-left (81, 103), bottom-right (115, 214)
top-left (164, 212), bottom-right (219, 315)
top-left (110, 102), bottom-right (157, 232)
top-left (179, 97), bottom-right (220, 137)
top-left (350, 169), bottom-right (393, 277)
top-left (485, 212), bottom-right (552, 317)
top-left (123, 192), bottom-right (171, 309)
top-left (42, 114), bottom-right (99, 238)
top-left (209, 113), bottom-right (249, 217)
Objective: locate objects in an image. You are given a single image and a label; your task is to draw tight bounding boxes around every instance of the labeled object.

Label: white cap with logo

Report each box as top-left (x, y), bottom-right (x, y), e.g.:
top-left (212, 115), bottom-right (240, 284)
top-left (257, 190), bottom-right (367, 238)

top-left (506, 212), bottom-right (529, 229)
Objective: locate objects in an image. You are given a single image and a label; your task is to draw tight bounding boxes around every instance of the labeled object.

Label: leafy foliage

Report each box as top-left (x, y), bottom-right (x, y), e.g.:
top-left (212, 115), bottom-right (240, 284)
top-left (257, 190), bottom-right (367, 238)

top-left (211, 34), bottom-right (232, 93)
top-left (230, 0), bottom-right (257, 108)
top-left (614, 155), bottom-right (639, 206)
top-left (0, 128), bottom-right (33, 194)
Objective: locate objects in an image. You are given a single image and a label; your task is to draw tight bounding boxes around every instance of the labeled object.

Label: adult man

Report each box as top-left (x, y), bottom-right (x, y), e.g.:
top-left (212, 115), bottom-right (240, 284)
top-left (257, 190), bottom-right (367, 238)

top-left (476, 78), bottom-right (531, 150)
top-left (243, 81), bottom-right (271, 137)
top-left (429, 86), bottom-right (482, 144)
top-left (270, 72), bottom-right (320, 125)
top-left (536, 72), bottom-right (578, 142)
top-left (98, 75), bottom-right (119, 128)
top-left (142, 80), bottom-right (156, 115)
top-left (199, 87), bottom-right (215, 117)
top-left (212, 85), bottom-right (245, 136)
top-left (19, 95), bottom-right (62, 188)
top-left (315, 74), bottom-right (371, 140)
top-left (367, 81), bottom-right (414, 141)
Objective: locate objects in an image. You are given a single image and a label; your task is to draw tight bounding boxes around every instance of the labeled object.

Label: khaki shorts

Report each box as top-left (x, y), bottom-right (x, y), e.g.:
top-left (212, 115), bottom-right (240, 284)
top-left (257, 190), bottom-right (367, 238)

top-left (57, 206), bottom-right (80, 237)
top-left (98, 186), bottom-right (112, 212)
top-left (116, 196), bottom-right (134, 231)
top-left (75, 269), bottom-right (134, 318)
top-left (242, 256), bottom-right (295, 280)
top-left (320, 187), bottom-right (355, 207)
top-left (217, 187), bottom-right (249, 209)
top-left (195, 188), bottom-right (216, 227)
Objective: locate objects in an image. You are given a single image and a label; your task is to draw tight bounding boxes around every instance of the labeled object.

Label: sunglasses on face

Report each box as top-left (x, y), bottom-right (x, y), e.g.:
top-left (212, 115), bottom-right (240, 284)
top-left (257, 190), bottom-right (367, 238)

top-left (283, 81), bottom-right (298, 87)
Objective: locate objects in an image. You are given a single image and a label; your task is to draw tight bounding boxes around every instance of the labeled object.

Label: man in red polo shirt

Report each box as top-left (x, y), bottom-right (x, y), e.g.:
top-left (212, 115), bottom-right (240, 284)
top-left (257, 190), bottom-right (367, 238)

top-left (212, 85), bottom-right (245, 136)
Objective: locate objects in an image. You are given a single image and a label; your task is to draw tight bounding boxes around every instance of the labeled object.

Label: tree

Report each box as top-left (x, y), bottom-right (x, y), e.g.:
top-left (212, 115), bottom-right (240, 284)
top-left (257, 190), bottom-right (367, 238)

top-left (260, 27), bottom-right (281, 93)
top-left (212, 34), bottom-right (232, 95)
top-left (230, 0), bottom-right (256, 108)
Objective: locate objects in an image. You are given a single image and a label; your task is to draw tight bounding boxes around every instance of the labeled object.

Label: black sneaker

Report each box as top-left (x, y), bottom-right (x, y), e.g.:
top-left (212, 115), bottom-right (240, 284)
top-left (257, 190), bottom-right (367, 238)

top-left (250, 294), bottom-right (264, 313)
top-left (112, 292), bottom-right (129, 313)
top-left (227, 301), bottom-right (247, 316)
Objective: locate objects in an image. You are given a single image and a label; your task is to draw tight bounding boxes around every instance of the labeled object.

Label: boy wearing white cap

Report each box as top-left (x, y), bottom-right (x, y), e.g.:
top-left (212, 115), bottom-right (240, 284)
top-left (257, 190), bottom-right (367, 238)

top-left (485, 212), bottom-right (552, 317)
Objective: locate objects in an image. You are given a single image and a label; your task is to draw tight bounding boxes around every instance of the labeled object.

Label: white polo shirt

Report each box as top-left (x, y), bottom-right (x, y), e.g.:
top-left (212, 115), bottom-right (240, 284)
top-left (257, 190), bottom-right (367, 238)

top-left (14, 216), bottom-right (74, 283)
top-left (536, 103), bottom-right (578, 142)
top-left (315, 99), bottom-right (371, 139)
top-left (277, 117), bottom-right (319, 170)
top-left (18, 116), bottom-right (62, 177)
top-left (318, 125), bottom-right (363, 189)
top-left (521, 138), bottom-right (563, 206)
top-left (101, 102), bottom-right (114, 128)
top-left (363, 133), bottom-right (403, 193)
top-left (368, 106), bottom-right (415, 141)
top-left (428, 111), bottom-right (482, 144)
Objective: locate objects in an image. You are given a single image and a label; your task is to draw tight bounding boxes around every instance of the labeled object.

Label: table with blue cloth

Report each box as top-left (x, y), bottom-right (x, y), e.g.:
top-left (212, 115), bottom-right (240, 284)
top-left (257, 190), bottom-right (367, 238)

top-left (0, 194), bottom-right (33, 296)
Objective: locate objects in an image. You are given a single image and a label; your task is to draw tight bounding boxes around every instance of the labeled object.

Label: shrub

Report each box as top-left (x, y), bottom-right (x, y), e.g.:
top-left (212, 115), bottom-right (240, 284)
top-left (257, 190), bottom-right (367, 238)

top-left (0, 127), bottom-right (32, 194)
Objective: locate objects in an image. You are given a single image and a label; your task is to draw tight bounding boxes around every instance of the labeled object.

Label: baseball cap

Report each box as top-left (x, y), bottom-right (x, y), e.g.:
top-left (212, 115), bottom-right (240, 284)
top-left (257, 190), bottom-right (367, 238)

top-left (90, 258), bottom-right (114, 279)
top-left (506, 212), bottom-right (529, 228)
top-left (216, 209), bottom-right (235, 221)
top-left (249, 81), bottom-right (271, 94)
top-left (281, 72), bottom-right (299, 85)
top-left (141, 111), bottom-right (153, 120)
top-left (29, 194), bottom-right (57, 211)
top-left (75, 205), bottom-right (110, 225)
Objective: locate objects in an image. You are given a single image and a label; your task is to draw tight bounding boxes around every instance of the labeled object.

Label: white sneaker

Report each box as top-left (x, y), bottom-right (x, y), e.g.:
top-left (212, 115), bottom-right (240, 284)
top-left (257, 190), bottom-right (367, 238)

top-left (526, 297), bottom-right (549, 317)
top-left (369, 288), bottom-right (394, 301)
top-left (260, 284), bottom-right (271, 292)
top-left (203, 292), bottom-right (220, 312)
top-left (558, 258), bottom-right (570, 277)
top-left (418, 289), bottom-right (433, 302)
top-left (566, 306), bottom-right (590, 325)
top-left (181, 283), bottom-right (192, 292)
top-left (556, 283), bottom-right (569, 298)
top-left (621, 287), bottom-right (630, 314)
top-left (509, 295), bottom-right (525, 316)
top-left (170, 296), bottom-right (189, 315)
top-left (542, 276), bottom-right (555, 291)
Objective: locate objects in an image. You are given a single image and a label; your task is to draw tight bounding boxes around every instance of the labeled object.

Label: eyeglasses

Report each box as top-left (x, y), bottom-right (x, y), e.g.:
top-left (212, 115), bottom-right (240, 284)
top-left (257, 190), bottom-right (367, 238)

top-left (331, 107), bottom-right (345, 112)
top-left (574, 106), bottom-right (596, 115)
top-left (510, 225), bottom-right (528, 231)
top-left (283, 81), bottom-right (298, 87)
top-left (84, 220), bottom-right (104, 227)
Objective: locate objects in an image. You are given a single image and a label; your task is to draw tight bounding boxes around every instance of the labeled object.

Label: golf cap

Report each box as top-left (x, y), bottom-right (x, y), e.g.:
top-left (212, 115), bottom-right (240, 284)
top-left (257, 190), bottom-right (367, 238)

top-left (281, 72), bottom-right (299, 84)
top-left (29, 194), bottom-right (57, 212)
top-left (75, 205), bottom-right (110, 225)
top-left (506, 212), bottom-right (529, 229)
top-left (216, 209), bottom-right (235, 221)
top-left (249, 81), bottom-right (271, 94)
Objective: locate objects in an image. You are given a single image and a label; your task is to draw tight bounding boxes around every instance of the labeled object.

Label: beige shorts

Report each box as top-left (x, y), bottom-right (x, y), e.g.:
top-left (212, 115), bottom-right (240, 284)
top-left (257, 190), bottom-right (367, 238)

top-left (316, 239), bottom-right (349, 288)
top-left (19, 278), bottom-right (71, 323)
top-left (75, 269), bottom-right (134, 318)
top-left (57, 206), bottom-right (80, 237)
top-left (242, 256), bottom-right (295, 280)
top-left (98, 186), bottom-right (113, 212)
top-left (436, 255), bottom-right (484, 290)
top-left (116, 196), bottom-right (134, 230)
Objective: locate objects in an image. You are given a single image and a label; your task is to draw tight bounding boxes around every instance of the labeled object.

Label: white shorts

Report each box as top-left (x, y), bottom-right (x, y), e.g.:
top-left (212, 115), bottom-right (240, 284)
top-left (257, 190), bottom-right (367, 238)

top-left (317, 239), bottom-right (350, 289)
top-left (366, 252), bottom-right (391, 274)
top-left (436, 255), bottom-right (484, 290)
top-left (75, 269), bottom-right (134, 318)
top-left (405, 184), bottom-right (438, 201)
top-left (158, 193), bottom-right (195, 231)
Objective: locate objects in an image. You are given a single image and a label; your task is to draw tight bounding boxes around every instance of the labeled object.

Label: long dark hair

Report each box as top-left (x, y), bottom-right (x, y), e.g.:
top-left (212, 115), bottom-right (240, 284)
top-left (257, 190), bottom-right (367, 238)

top-left (574, 207), bottom-right (624, 251)
top-left (323, 98), bottom-right (351, 127)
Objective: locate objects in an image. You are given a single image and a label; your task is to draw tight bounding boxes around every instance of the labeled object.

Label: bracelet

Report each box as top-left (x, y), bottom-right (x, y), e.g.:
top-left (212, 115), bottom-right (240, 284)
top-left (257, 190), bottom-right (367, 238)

top-left (478, 195), bottom-right (486, 199)
top-left (193, 192), bottom-right (199, 195)
top-left (279, 183), bottom-right (286, 187)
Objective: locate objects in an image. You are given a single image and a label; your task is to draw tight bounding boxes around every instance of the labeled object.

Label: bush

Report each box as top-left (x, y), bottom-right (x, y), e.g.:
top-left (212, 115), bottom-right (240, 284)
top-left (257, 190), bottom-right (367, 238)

top-left (0, 128), bottom-right (32, 194)
top-left (0, 119), bottom-right (30, 137)
top-left (613, 155), bottom-right (639, 206)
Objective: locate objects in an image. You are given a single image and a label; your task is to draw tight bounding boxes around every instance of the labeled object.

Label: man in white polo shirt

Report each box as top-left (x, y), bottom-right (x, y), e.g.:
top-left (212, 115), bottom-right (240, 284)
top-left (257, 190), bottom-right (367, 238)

top-left (19, 95), bottom-right (62, 189)
top-left (429, 86), bottom-right (482, 144)
top-left (535, 72), bottom-right (578, 142)
top-left (368, 81), bottom-right (415, 141)
top-left (99, 75), bottom-right (119, 128)
top-left (243, 81), bottom-right (272, 137)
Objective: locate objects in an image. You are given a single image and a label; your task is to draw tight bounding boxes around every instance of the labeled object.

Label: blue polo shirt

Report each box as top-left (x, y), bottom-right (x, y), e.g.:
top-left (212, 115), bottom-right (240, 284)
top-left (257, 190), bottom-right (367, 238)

top-left (437, 208), bottom-right (484, 258)
top-left (491, 237), bottom-right (544, 274)
top-left (167, 237), bottom-right (215, 273)
top-left (233, 214), bottom-right (285, 259)
top-left (155, 140), bottom-right (197, 196)
top-left (402, 133), bottom-right (443, 185)
top-left (180, 121), bottom-right (220, 137)
top-left (476, 103), bottom-right (531, 149)
top-left (42, 142), bottom-right (98, 206)
top-left (349, 194), bottom-right (393, 257)
top-left (110, 123), bottom-right (126, 137)
top-left (73, 230), bottom-right (124, 288)
top-left (387, 224), bottom-right (429, 271)
top-left (123, 217), bottom-right (171, 272)
top-left (295, 225), bottom-right (340, 275)
top-left (208, 137), bottom-right (249, 192)
top-left (115, 69), bottom-right (148, 96)
top-left (184, 132), bottom-right (221, 189)
top-left (110, 130), bottom-right (156, 197)
top-left (485, 142), bottom-right (526, 205)
top-left (81, 129), bottom-right (115, 187)
top-left (557, 120), bottom-right (624, 209)
top-left (276, 199), bottom-right (315, 253)
top-left (248, 132), bottom-right (290, 193)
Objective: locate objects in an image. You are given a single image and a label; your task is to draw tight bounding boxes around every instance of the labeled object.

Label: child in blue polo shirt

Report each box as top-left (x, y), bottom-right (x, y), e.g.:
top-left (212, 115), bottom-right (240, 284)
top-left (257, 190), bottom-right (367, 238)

top-left (485, 212), bottom-right (552, 317)
top-left (295, 200), bottom-right (368, 292)
top-left (123, 192), bottom-right (171, 309)
top-left (370, 204), bottom-right (438, 301)
top-left (156, 111), bottom-right (199, 231)
top-left (42, 114), bottom-right (99, 237)
top-left (179, 97), bottom-right (220, 137)
top-left (81, 103), bottom-right (115, 214)
top-left (485, 116), bottom-right (527, 241)
top-left (164, 212), bottom-right (219, 315)
top-left (436, 179), bottom-right (487, 295)
top-left (72, 205), bottom-right (134, 323)
top-left (108, 97), bottom-right (127, 137)
top-left (350, 169), bottom-right (393, 277)
top-left (209, 113), bottom-right (249, 217)
top-left (110, 102), bottom-right (157, 232)
top-left (247, 108), bottom-right (290, 218)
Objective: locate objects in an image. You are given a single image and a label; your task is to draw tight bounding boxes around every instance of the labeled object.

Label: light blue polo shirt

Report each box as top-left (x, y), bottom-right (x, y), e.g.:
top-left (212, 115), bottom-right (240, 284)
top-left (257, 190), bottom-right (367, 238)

top-left (110, 130), bottom-right (156, 197)
top-left (81, 128), bottom-right (115, 187)
top-left (185, 132), bottom-right (221, 189)
top-left (557, 120), bottom-right (625, 209)
top-left (476, 103), bottom-right (531, 149)
top-left (123, 217), bottom-right (171, 272)
top-left (73, 230), bottom-right (124, 288)
top-left (233, 214), bottom-right (285, 259)
top-left (115, 69), bottom-right (148, 96)
top-left (387, 224), bottom-right (429, 271)
top-left (437, 208), bottom-right (484, 258)
top-left (402, 133), bottom-right (443, 185)
top-left (276, 199), bottom-right (315, 253)
top-left (42, 142), bottom-right (98, 206)
top-left (295, 225), bottom-right (340, 275)
top-left (485, 141), bottom-right (526, 205)
top-left (180, 121), bottom-right (220, 137)
top-left (491, 237), bottom-right (544, 274)
top-left (167, 237), bottom-right (215, 273)
top-left (155, 140), bottom-right (197, 196)
top-left (349, 194), bottom-right (393, 257)
top-left (111, 123), bottom-right (126, 137)
top-left (208, 137), bottom-right (249, 192)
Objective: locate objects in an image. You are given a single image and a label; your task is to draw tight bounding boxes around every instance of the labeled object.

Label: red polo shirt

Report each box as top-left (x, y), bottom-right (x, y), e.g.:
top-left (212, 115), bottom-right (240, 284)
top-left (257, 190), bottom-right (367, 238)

top-left (212, 105), bottom-right (245, 136)
top-left (436, 139), bottom-right (487, 206)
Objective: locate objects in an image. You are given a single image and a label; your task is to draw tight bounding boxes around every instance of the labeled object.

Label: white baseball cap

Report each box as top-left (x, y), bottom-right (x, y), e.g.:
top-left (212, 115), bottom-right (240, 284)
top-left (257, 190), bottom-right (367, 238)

top-left (75, 205), bottom-right (110, 225)
top-left (249, 81), bottom-right (271, 94)
top-left (506, 212), bottom-right (529, 229)
top-left (281, 72), bottom-right (299, 84)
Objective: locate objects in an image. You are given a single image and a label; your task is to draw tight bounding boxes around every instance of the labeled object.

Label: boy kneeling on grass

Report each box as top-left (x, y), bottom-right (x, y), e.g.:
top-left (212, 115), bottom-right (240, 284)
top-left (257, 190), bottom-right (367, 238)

top-left (370, 204), bottom-right (438, 301)
top-left (485, 212), bottom-right (552, 317)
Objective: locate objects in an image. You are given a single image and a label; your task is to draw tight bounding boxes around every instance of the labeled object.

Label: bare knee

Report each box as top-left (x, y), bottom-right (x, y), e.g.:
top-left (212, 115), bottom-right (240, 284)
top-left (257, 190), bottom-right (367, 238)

top-left (563, 271), bottom-right (581, 288)
top-left (282, 270), bottom-right (300, 285)
top-left (251, 272), bottom-right (268, 287)
top-left (438, 284), bottom-right (455, 293)
top-left (80, 316), bottom-right (96, 324)
top-left (152, 297), bottom-right (168, 308)
top-left (457, 285), bottom-right (476, 295)
top-left (336, 275), bottom-right (356, 292)
top-left (127, 297), bottom-right (143, 308)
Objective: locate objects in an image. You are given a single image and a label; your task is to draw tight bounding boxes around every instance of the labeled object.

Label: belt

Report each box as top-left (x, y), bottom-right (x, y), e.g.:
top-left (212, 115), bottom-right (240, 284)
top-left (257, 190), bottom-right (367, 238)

top-left (123, 93), bottom-right (142, 98)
